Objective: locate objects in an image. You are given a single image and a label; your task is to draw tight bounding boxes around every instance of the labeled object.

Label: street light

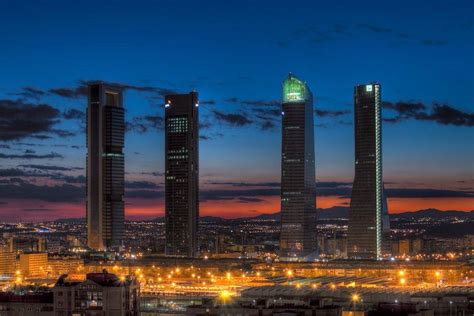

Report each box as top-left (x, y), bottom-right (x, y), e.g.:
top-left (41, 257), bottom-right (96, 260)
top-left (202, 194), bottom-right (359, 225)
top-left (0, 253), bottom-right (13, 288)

top-left (352, 294), bottom-right (360, 310)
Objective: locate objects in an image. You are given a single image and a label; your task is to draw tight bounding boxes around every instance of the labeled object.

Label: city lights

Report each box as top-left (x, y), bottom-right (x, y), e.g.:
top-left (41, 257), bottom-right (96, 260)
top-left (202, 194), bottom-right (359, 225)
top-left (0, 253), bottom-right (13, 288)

top-left (0, 2), bottom-right (471, 315)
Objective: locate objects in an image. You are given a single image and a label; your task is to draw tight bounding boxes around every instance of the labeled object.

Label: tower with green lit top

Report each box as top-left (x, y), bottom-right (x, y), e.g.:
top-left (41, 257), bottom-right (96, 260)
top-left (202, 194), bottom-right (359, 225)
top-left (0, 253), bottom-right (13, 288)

top-left (280, 73), bottom-right (317, 259)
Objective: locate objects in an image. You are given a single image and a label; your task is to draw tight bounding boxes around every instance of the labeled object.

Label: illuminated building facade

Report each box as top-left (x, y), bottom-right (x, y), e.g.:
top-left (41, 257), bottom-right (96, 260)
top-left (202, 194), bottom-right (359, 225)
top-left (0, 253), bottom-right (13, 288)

top-left (280, 74), bottom-right (317, 258)
top-left (347, 83), bottom-right (389, 260)
top-left (164, 92), bottom-right (199, 258)
top-left (87, 83), bottom-right (125, 251)
top-left (53, 272), bottom-right (140, 315)
top-left (19, 252), bottom-right (48, 277)
top-left (7, 236), bottom-right (46, 254)
top-left (0, 249), bottom-right (16, 277)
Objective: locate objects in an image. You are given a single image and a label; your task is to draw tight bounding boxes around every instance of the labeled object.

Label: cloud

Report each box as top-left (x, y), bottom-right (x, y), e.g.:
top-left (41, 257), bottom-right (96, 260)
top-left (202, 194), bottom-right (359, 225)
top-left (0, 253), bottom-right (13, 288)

top-left (0, 182), bottom-right (84, 202)
top-left (140, 171), bottom-right (164, 177)
top-left (225, 98), bottom-right (280, 107)
top-left (200, 188), bottom-right (280, 201)
top-left (199, 132), bottom-right (224, 141)
top-left (253, 107), bottom-right (281, 118)
top-left (55, 175), bottom-right (86, 184)
top-left (237, 197), bottom-right (266, 203)
top-left (0, 167), bottom-right (85, 186)
top-left (212, 110), bottom-right (252, 127)
top-left (0, 152), bottom-right (63, 159)
top-left (49, 80), bottom-right (176, 99)
top-left (22, 208), bottom-right (55, 212)
top-left (0, 99), bottom-right (64, 141)
top-left (315, 109), bottom-right (350, 117)
top-left (200, 181), bottom-right (473, 201)
top-left (19, 164), bottom-right (83, 171)
top-left (127, 115), bottom-right (163, 133)
top-left (208, 181), bottom-right (280, 187)
top-left (200, 121), bottom-right (213, 129)
top-left (420, 39), bottom-right (448, 46)
top-left (317, 181), bottom-right (352, 188)
top-left (383, 101), bottom-right (474, 126)
top-left (357, 23), bottom-right (393, 33)
top-left (0, 168), bottom-right (32, 177)
top-left (260, 121), bottom-right (276, 131)
top-left (125, 190), bottom-right (163, 199)
top-left (10, 86), bottom-right (46, 100)
top-left (422, 104), bottom-right (474, 126)
top-left (278, 23), bottom-right (448, 48)
top-left (49, 86), bottom-right (88, 98)
top-left (125, 181), bottom-right (161, 189)
top-left (196, 97), bottom-right (281, 131)
top-left (63, 108), bottom-right (85, 120)
top-left (222, 97), bottom-right (351, 130)
top-left (386, 188), bottom-right (474, 198)
top-left (200, 100), bottom-right (216, 105)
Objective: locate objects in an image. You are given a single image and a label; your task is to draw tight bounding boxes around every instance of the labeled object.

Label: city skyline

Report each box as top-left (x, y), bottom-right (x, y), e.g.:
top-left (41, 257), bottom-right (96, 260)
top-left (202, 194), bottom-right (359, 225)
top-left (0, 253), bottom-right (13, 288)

top-left (0, 2), bottom-right (472, 314)
top-left (0, 1), bottom-right (473, 222)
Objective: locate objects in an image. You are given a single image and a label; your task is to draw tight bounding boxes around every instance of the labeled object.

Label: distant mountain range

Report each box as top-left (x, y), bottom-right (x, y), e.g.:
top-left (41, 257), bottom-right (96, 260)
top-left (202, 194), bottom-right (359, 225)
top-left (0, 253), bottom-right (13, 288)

top-left (54, 208), bottom-right (473, 223)
top-left (391, 208), bottom-right (474, 219)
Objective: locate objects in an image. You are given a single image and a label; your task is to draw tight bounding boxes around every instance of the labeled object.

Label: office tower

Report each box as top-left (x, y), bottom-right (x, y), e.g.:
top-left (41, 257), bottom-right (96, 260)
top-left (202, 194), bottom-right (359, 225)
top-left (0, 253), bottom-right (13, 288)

top-left (347, 83), bottom-right (390, 260)
top-left (164, 92), bottom-right (199, 258)
top-left (87, 83), bottom-right (125, 251)
top-left (280, 74), bottom-right (317, 259)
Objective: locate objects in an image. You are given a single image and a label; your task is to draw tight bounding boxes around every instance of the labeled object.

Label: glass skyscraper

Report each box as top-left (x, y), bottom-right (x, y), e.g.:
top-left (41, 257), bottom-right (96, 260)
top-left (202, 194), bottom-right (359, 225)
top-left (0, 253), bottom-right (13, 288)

top-left (164, 92), bottom-right (199, 258)
top-left (87, 83), bottom-right (125, 251)
top-left (347, 83), bottom-right (389, 260)
top-left (280, 74), bottom-right (317, 259)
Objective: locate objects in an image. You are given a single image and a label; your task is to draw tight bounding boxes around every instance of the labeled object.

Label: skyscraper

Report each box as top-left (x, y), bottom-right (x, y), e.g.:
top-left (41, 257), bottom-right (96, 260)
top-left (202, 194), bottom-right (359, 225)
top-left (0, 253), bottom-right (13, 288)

top-left (164, 92), bottom-right (199, 258)
top-left (347, 83), bottom-right (389, 260)
top-left (280, 74), bottom-right (317, 259)
top-left (87, 83), bottom-right (125, 251)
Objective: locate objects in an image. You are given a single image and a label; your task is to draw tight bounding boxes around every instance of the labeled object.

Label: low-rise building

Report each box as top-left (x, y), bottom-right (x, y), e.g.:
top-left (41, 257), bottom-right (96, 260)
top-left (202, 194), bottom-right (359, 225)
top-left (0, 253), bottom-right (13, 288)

top-left (7, 237), bottom-right (46, 254)
top-left (19, 253), bottom-right (48, 278)
top-left (0, 292), bottom-right (53, 316)
top-left (53, 271), bottom-right (140, 316)
top-left (0, 249), bottom-right (16, 278)
top-left (47, 256), bottom-right (83, 277)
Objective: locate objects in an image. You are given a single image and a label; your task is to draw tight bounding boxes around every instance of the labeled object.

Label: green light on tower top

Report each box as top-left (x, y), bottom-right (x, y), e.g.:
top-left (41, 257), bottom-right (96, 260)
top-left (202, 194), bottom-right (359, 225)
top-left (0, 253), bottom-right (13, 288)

top-left (282, 73), bottom-right (310, 103)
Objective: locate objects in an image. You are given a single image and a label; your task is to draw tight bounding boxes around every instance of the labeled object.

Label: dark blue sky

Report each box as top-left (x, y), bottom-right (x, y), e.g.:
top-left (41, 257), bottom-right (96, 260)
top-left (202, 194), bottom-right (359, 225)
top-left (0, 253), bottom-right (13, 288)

top-left (0, 0), bottom-right (472, 220)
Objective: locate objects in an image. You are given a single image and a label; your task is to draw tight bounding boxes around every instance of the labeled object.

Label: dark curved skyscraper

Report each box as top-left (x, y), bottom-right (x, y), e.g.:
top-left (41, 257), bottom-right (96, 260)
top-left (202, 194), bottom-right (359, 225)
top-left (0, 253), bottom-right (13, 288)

top-left (87, 83), bottom-right (125, 251)
top-left (347, 83), bottom-right (389, 260)
top-left (280, 74), bottom-right (317, 259)
top-left (164, 92), bottom-right (199, 258)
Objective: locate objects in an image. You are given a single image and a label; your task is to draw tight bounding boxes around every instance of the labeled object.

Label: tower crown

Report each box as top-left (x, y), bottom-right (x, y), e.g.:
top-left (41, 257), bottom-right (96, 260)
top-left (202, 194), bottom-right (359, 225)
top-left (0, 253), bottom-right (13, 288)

top-left (282, 73), bottom-right (311, 103)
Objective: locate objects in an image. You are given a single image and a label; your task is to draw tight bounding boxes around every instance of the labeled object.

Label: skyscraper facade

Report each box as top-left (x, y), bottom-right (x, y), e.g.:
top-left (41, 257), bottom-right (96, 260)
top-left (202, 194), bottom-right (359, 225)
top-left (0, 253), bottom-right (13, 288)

top-left (164, 92), bottom-right (199, 258)
top-left (347, 83), bottom-right (389, 260)
top-left (280, 74), bottom-right (317, 259)
top-left (87, 83), bottom-right (125, 251)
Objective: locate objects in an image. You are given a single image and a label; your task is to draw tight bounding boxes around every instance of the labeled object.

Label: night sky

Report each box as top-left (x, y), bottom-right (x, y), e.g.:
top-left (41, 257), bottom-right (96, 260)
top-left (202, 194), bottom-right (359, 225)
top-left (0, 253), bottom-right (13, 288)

top-left (0, 0), bottom-right (473, 221)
